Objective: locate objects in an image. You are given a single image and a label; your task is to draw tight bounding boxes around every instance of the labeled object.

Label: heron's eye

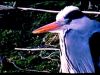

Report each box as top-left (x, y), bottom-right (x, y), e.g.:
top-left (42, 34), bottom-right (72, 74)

top-left (56, 19), bottom-right (70, 26)
top-left (64, 19), bottom-right (71, 24)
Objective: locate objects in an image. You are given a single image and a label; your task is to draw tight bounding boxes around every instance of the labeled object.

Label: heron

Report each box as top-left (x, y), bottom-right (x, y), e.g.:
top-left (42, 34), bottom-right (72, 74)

top-left (32, 6), bottom-right (100, 73)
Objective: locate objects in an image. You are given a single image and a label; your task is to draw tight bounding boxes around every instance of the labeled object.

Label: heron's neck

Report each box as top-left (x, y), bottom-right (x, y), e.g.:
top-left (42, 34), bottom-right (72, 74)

top-left (58, 29), bottom-right (71, 73)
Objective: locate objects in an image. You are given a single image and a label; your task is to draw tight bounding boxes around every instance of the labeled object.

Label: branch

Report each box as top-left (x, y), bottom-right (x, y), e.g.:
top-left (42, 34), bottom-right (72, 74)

top-left (15, 48), bottom-right (60, 51)
top-left (82, 11), bottom-right (100, 15)
top-left (17, 7), bottom-right (100, 15)
top-left (17, 7), bottom-right (59, 13)
top-left (0, 5), bottom-right (100, 15)
top-left (0, 5), bottom-right (14, 10)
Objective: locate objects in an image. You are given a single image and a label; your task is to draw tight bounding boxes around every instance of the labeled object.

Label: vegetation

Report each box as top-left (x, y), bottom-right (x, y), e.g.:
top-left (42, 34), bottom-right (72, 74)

top-left (0, 0), bottom-right (100, 73)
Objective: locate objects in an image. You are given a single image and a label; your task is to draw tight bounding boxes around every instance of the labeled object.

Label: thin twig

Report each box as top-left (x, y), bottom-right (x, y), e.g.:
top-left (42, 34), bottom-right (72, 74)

top-left (10, 62), bottom-right (23, 70)
top-left (15, 48), bottom-right (60, 51)
top-left (11, 61), bottom-right (49, 72)
top-left (41, 51), bottom-right (59, 59)
top-left (41, 57), bottom-right (59, 61)
top-left (17, 7), bottom-right (100, 15)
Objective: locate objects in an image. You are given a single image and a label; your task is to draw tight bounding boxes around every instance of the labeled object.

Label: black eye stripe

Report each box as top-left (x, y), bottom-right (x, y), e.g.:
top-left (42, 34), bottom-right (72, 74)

top-left (64, 10), bottom-right (84, 20)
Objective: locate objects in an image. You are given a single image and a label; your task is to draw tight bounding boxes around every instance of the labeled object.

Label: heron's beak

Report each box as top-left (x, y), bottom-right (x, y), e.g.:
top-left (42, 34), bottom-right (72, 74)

top-left (32, 21), bottom-right (60, 34)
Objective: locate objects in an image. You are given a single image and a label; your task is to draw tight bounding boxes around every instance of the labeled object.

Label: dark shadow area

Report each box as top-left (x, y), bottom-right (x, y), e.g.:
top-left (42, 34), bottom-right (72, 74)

top-left (0, 9), bottom-right (33, 30)
top-left (89, 32), bottom-right (100, 73)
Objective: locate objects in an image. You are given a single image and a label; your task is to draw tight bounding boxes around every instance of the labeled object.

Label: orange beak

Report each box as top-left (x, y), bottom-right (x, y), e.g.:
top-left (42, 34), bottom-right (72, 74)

top-left (32, 21), bottom-right (60, 34)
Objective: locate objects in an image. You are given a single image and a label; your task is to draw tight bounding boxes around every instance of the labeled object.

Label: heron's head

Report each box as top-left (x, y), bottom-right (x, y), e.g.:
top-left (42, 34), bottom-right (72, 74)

top-left (32, 6), bottom-right (84, 34)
